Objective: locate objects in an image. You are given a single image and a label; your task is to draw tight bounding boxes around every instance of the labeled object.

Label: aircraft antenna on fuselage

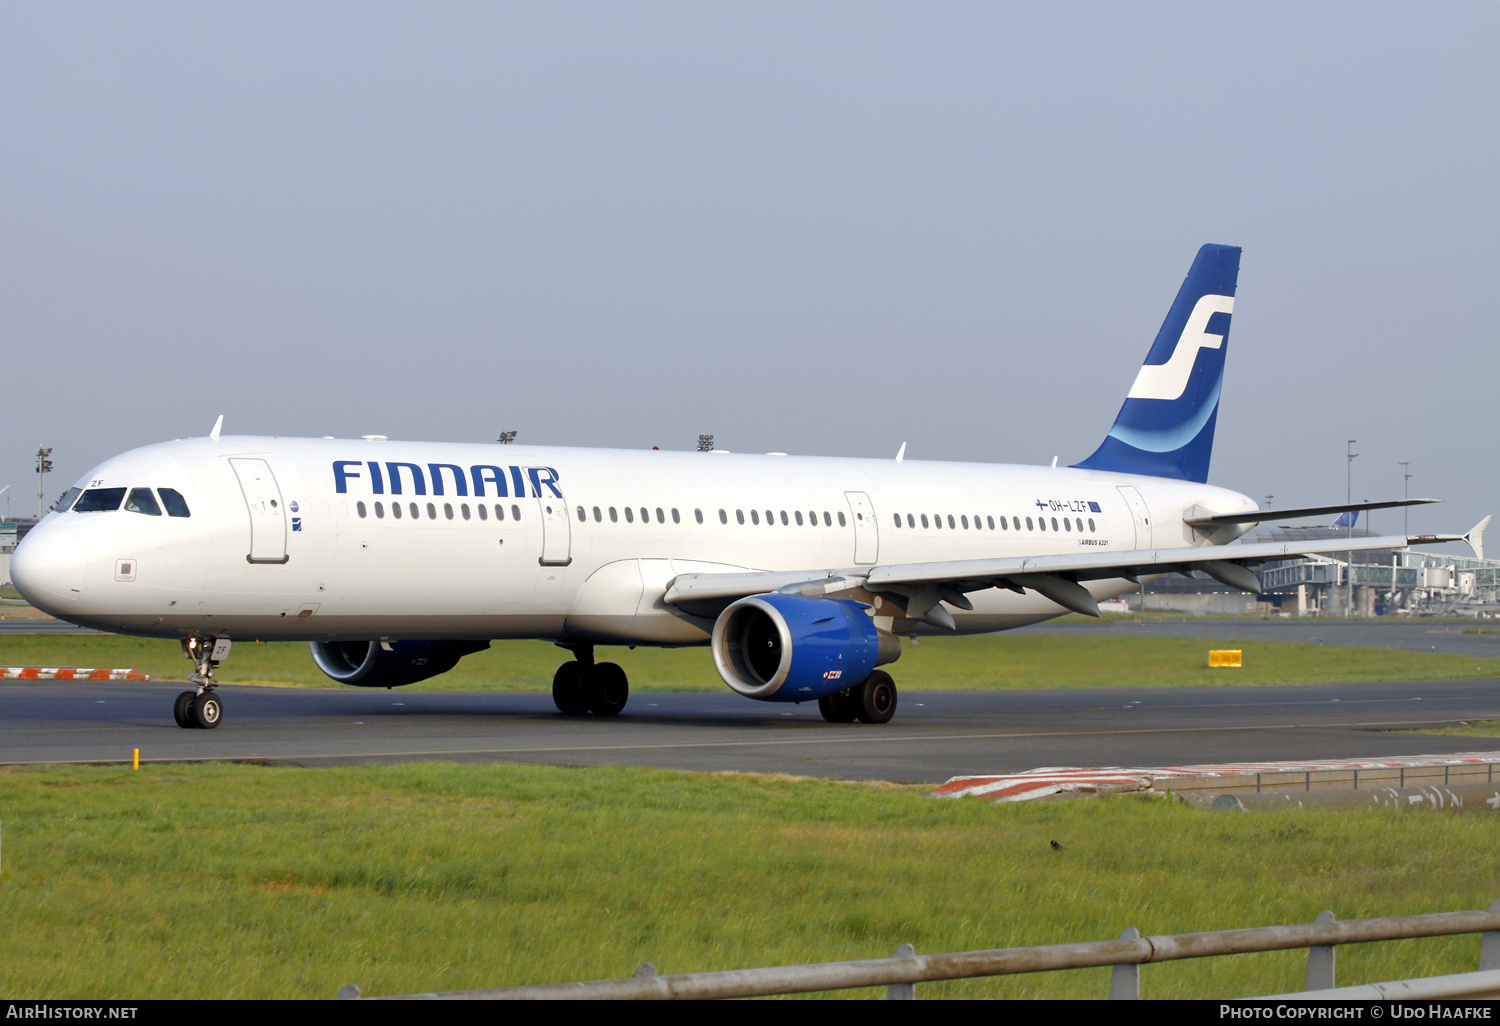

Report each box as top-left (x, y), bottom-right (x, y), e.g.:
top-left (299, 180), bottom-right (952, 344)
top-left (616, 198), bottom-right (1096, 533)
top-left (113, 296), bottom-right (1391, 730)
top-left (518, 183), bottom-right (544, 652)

top-left (209, 415), bottom-right (223, 441)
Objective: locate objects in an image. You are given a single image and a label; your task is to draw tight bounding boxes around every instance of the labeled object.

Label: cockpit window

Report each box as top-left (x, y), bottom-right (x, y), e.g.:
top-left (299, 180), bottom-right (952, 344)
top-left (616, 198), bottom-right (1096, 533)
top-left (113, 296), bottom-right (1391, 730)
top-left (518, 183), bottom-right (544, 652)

top-left (74, 487), bottom-right (127, 512)
top-left (54, 487), bottom-right (82, 512)
top-left (159, 488), bottom-right (191, 518)
top-left (125, 488), bottom-right (162, 516)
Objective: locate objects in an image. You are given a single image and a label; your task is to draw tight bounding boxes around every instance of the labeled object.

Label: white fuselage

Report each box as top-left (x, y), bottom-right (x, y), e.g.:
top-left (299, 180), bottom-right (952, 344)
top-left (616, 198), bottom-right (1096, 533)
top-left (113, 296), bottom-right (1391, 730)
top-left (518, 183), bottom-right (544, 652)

top-left (13, 436), bottom-right (1258, 644)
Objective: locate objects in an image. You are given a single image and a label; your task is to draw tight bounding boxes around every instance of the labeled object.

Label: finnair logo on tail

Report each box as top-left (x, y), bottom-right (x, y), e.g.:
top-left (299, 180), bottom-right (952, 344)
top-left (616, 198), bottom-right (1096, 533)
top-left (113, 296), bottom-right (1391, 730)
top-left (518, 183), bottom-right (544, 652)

top-left (1127, 294), bottom-right (1234, 401)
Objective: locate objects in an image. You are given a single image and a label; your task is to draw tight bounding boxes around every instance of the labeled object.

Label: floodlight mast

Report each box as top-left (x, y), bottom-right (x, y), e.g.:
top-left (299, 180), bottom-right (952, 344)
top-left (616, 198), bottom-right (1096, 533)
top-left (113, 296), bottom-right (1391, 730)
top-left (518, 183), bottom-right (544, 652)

top-left (35, 446), bottom-right (53, 519)
top-left (1346, 440), bottom-right (1358, 618)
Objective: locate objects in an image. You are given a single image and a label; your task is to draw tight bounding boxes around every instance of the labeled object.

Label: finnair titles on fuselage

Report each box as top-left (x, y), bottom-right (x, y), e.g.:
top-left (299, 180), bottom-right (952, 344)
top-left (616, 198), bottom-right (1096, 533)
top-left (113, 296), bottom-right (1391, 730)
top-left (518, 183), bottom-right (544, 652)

top-left (11, 245), bottom-right (1449, 729)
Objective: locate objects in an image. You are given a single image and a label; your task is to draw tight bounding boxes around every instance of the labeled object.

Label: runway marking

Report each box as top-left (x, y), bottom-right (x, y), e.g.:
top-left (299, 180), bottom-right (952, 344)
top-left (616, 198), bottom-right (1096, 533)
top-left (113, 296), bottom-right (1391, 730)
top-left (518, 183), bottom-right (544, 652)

top-left (2, 717), bottom-right (1498, 767)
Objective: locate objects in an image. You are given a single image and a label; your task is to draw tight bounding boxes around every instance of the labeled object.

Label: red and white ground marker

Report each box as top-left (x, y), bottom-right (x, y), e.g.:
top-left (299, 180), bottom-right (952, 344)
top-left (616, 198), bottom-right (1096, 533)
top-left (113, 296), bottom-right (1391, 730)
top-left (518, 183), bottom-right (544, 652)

top-left (932, 752), bottom-right (1500, 803)
top-left (2, 667), bottom-right (150, 681)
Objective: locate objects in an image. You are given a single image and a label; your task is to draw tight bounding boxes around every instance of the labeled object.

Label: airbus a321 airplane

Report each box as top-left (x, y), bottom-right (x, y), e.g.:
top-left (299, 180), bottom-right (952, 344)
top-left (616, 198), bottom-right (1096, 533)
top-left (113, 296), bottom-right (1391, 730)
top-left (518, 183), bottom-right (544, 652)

top-left (12, 245), bottom-right (1484, 730)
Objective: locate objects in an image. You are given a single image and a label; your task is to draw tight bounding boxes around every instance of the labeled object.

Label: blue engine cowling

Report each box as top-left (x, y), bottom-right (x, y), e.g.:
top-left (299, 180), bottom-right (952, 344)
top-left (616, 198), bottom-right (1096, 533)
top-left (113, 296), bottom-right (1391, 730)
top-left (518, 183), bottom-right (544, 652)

top-left (710, 594), bottom-right (898, 701)
top-left (308, 640), bottom-right (490, 688)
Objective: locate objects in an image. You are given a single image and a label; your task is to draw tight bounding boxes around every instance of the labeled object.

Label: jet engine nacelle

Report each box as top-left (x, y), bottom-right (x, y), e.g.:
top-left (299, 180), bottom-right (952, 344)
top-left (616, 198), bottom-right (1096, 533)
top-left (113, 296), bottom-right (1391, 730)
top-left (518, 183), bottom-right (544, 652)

top-left (710, 593), bottom-right (900, 702)
top-left (308, 639), bottom-right (490, 688)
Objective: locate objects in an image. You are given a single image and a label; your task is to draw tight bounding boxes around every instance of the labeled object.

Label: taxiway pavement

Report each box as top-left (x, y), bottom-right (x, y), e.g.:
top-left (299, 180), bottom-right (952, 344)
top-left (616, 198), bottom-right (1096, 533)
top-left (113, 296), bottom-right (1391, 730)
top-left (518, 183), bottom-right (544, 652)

top-left (3, 678), bottom-right (1499, 784)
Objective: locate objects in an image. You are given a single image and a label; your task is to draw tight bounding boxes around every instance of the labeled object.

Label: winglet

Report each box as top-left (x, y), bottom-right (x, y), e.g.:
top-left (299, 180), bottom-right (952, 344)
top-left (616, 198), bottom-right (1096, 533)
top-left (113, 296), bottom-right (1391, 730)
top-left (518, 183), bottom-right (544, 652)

top-left (209, 415), bottom-right (223, 441)
top-left (1466, 516), bottom-right (1491, 561)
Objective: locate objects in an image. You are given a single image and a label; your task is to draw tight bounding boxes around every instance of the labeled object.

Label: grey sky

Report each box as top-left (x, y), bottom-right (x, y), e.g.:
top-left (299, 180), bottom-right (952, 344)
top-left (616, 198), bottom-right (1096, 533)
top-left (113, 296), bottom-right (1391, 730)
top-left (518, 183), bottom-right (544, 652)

top-left (3, 3), bottom-right (1495, 537)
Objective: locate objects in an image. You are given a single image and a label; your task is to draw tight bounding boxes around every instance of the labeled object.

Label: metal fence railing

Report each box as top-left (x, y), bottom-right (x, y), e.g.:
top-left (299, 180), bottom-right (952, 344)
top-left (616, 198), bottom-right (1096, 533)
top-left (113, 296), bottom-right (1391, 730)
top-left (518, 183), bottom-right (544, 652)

top-left (338, 900), bottom-right (1500, 1000)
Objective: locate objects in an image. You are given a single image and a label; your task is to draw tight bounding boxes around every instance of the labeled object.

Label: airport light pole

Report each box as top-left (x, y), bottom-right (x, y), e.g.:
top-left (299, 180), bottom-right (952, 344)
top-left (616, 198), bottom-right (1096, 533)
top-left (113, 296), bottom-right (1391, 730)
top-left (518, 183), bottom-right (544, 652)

top-left (1346, 440), bottom-right (1358, 618)
top-left (1399, 462), bottom-right (1411, 536)
top-left (35, 447), bottom-right (53, 520)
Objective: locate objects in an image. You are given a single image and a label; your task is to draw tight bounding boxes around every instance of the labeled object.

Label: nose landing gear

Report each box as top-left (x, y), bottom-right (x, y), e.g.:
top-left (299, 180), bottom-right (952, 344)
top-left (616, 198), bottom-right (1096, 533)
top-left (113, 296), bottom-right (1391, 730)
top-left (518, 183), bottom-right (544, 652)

top-left (551, 644), bottom-right (630, 716)
top-left (174, 635), bottom-right (229, 729)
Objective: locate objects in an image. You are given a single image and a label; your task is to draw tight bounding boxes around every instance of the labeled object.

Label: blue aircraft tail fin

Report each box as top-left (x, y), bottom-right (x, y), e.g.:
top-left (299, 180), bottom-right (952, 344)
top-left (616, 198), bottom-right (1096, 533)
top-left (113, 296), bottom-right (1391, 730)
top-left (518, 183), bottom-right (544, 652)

top-left (1073, 244), bottom-right (1241, 483)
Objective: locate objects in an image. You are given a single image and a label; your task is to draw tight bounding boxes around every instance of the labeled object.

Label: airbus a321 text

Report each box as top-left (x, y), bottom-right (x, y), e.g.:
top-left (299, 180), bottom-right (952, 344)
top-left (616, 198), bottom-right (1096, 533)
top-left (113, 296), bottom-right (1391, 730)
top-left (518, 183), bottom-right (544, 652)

top-left (12, 245), bottom-right (1484, 729)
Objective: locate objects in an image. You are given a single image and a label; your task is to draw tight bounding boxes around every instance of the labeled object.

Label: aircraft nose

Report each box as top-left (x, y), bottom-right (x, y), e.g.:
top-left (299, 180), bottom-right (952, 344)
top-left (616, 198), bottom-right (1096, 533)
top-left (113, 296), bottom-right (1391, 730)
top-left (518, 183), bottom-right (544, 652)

top-left (10, 525), bottom-right (87, 613)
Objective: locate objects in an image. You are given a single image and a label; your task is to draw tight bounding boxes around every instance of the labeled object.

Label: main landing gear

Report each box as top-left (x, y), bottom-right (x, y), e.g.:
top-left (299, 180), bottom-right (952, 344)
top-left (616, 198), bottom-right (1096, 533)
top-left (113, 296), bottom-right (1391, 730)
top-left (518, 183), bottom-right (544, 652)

top-left (817, 670), bottom-right (898, 725)
top-left (174, 635), bottom-right (227, 729)
top-left (551, 645), bottom-right (629, 716)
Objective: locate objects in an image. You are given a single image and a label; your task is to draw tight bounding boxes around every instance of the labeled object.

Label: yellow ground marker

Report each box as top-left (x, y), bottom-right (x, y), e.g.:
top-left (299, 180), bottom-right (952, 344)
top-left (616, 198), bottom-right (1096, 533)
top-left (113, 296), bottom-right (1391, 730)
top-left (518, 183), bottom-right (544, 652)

top-left (133, 748), bottom-right (139, 770)
top-left (1208, 650), bottom-right (1243, 668)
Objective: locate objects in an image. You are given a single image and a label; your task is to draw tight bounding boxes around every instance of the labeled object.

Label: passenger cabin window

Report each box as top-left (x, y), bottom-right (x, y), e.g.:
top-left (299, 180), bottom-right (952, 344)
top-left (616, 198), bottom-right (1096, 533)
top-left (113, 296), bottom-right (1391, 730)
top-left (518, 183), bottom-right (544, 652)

top-left (577, 506), bottom-right (586, 522)
top-left (593, 506), bottom-right (602, 522)
top-left (1088, 518), bottom-right (1096, 532)
top-left (478, 504), bottom-right (488, 521)
top-left (357, 501), bottom-right (368, 518)
top-left (74, 487), bottom-right (126, 512)
top-left (511, 504), bottom-right (521, 521)
top-left (736, 510), bottom-right (744, 525)
top-left (375, 502), bottom-right (385, 519)
top-left (392, 502), bottom-right (404, 519)
top-left (892, 513), bottom-right (901, 527)
top-left (656, 508), bottom-right (665, 524)
top-left (625, 507), bottom-right (634, 523)
top-left (461, 504), bottom-right (471, 520)
top-left (671, 509), bottom-right (680, 524)
top-left (125, 488), bottom-right (162, 516)
top-left (158, 488), bottom-right (190, 517)
top-left (837, 512), bottom-right (846, 527)
top-left (750, 510), bottom-right (759, 525)
top-left (444, 503), bottom-right (454, 520)
top-left (608, 507), bottom-right (618, 522)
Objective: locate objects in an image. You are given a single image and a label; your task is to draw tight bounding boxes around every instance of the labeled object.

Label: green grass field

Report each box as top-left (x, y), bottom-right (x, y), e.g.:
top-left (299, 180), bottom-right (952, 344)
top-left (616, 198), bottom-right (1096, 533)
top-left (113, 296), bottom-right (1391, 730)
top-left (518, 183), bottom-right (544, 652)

top-left (1, 631), bottom-right (1496, 691)
top-left (0, 761), bottom-right (1496, 999)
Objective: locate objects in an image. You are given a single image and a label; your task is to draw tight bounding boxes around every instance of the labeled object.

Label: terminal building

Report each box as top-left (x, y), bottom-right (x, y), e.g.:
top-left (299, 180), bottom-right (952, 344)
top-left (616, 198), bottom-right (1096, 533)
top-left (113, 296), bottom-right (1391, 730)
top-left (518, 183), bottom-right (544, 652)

top-left (1128, 519), bottom-right (1499, 618)
top-left (0, 517), bottom-right (38, 588)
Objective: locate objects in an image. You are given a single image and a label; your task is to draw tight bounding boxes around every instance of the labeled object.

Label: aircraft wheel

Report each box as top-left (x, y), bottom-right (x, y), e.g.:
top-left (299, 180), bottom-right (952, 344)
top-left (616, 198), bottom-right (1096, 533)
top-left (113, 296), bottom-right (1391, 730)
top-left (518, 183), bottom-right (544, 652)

top-left (552, 662), bottom-right (591, 715)
top-left (855, 671), bottom-right (897, 725)
top-left (588, 662), bottom-right (629, 716)
top-left (173, 691), bottom-right (199, 729)
top-left (817, 690), bottom-right (859, 723)
top-left (192, 692), bottom-right (223, 730)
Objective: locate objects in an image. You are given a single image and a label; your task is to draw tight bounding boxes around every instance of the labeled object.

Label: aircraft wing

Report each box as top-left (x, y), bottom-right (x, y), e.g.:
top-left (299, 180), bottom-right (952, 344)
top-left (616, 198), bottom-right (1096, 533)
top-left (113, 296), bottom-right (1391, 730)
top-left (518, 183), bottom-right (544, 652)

top-left (664, 534), bottom-right (1423, 626)
top-left (1183, 498), bottom-right (1438, 526)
